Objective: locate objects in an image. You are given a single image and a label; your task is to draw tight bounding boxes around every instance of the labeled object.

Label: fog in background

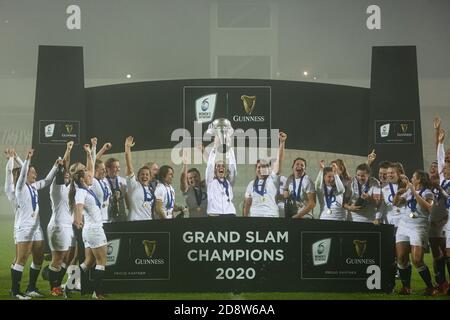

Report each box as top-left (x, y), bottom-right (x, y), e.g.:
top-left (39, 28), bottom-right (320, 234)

top-left (0, 0), bottom-right (449, 215)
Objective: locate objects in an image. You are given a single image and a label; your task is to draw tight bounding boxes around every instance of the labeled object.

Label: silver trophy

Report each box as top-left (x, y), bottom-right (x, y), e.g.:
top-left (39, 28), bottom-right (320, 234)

top-left (208, 118), bottom-right (234, 153)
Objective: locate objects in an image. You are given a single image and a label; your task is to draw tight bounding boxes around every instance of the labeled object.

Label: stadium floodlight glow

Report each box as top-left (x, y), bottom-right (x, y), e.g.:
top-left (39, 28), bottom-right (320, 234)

top-left (126, 74), bottom-right (132, 79)
top-left (303, 71), bottom-right (308, 76)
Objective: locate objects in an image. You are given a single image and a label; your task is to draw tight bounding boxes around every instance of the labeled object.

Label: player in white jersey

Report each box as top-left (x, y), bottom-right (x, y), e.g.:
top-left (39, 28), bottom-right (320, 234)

top-left (344, 163), bottom-right (381, 224)
top-left (5, 149), bottom-right (24, 282)
top-left (283, 158), bottom-right (316, 219)
top-left (124, 136), bottom-right (155, 221)
top-left (71, 144), bottom-right (107, 299)
top-left (11, 149), bottom-right (58, 299)
top-left (154, 165), bottom-right (176, 219)
top-left (144, 161), bottom-right (160, 191)
top-left (205, 136), bottom-right (237, 216)
top-left (46, 141), bottom-right (75, 296)
top-left (316, 162), bottom-right (346, 221)
top-left (394, 170), bottom-right (438, 296)
top-left (244, 132), bottom-right (287, 218)
top-left (88, 138), bottom-right (112, 223)
top-left (105, 157), bottom-right (128, 222)
top-left (180, 150), bottom-right (207, 218)
top-left (379, 163), bottom-right (406, 227)
top-left (436, 127), bottom-right (450, 294)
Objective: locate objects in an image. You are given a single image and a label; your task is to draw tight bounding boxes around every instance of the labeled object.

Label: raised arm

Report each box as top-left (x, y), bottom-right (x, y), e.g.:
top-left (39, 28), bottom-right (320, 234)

top-left (5, 149), bottom-right (15, 194)
top-left (124, 136), bottom-right (135, 177)
top-left (90, 137), bottom-right (97, 164)
top-left (437, 129), bottom-right (446, 181)
top-left (13, 149), bottom-right (24, 167)
top-left (333, 164), bottom-right (345, 195)
top-left (96, 142), bottom-right (112, 160)
top-left (35, 159), bottom-right (59, 190)
top-left (315, 160), bottom-right (325, 192)
top-left (367, 149), bottom-right (376, 167)
top-left (180, 149), bottom-right (189, 193)
top-left (84, 144), bottom-right (94, 177)
top-left (272, 132), bottom-right (287, 175)
top-left (434, 117), bottom-right (441, 152)
top-left (16, 149), bottom-right (33, 191)
top-left (205, 146), bottom-right (217, 185)
top-left (63, 141), bottom-right (74, 170)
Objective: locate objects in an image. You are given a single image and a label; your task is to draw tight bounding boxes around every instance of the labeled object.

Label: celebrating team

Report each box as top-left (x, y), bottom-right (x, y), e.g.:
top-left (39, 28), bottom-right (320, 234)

top-left (4, 118), bottom-right (450, 298)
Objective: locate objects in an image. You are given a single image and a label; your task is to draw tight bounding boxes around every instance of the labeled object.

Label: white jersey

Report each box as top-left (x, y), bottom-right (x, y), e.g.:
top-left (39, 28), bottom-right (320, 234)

top-left (91, 177), bottom-right (111, 222)
top-left (127, 174), bottom-right (154, 221)
top-left (15, 160), bottom-right (57, 229)
top-left (245, 172), bottom-right (280, 217)
top-left (380, 183), bottom-right (405, 226)
top-left (315, 171), bottom-right (346, 221)
top-left (75, 187), bottom-right (103, 228)
top-left (205, 148), bottom-right (237, 215)
top-left (183, 185), bottom-right (208, 218)
top-left (348, 177), bottom-right (381, 223)
top-left (285, 174), bottom-right (316, 217)
top-left (398, 188), bottom-right (434, 228)
top-left (154, 183), bottom-right (175, 219)
top-left (49, 179), bottom-right (72, 226)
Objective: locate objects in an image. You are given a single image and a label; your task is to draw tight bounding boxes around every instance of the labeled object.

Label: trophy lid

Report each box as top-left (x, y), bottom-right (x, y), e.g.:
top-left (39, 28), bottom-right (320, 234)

top-left (212, 118), bottom-right (232, 128)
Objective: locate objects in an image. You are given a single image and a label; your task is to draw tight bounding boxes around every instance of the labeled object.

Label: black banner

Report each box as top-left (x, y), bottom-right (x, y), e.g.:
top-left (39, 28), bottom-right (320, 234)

top-left (375, 120), bottom-right (415, 144)
top-left (101, 218), bottom-right (395, 293)
top-left (39, 119), bottom-right (80, 145)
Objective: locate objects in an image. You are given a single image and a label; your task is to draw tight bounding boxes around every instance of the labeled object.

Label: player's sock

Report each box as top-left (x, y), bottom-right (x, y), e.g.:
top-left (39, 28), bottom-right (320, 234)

top-left (398, 263), bottom-right (411, 288)
top-left (11, 264), bottom-right (24, 294)
top-left (93, 265), bottom-right (105, 295)
top-left (48, 265), bottom-right (61, 289)
top-left (434, 256), bottom-right (446, 284)
top-left (417, 264), bottom-right (433, 288)
top-left (57, 263), bottom-right (67, 287)
top-left (27, 263), bottom-right (41, 291)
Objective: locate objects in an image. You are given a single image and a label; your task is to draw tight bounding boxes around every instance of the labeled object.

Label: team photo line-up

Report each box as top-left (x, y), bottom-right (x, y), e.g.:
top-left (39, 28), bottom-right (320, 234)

top-left (4, 117), bottom-right (450, 299)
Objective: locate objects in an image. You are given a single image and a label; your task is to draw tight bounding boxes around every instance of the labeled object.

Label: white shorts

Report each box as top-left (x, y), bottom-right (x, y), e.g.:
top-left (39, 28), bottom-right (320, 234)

top-left (47, 224), bottom-right (75, 251)
top-left (396, 224), bottom-right (428, 247)
top-left (15, 226), bottom-right (44, 243)
top-left (82, 226), bottom-right (107, 249)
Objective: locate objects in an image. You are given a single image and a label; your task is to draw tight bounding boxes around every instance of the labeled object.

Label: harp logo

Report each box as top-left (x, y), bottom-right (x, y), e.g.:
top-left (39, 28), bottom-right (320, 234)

top-left (65, 124), bottom-right (73, 134)
top-left (353, 240), bottom-right (367, 257)
top-left (312, 238), bottom-right (331, 266)
top-left (142, 240), bottom-right (157, 258)
top-left (241, 95), bottom-right (256, 115)
top-left (195, 94), bottom-right (217, 123)
top-left (400, 123), bottom-right (408, 133)
top-left (380, 123), bottom-right (390, 138)
top-left (45, 123), bottom-right (55, 138)
top-left (106, 239), bottom-right (121, 266)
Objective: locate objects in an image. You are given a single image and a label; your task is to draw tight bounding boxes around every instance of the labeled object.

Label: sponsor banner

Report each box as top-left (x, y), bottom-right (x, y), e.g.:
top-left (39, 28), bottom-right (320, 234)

top-left (184, 86), bottom-right (271, 139)
top-left (102, 219), bottom-right (394, 293)
top-left (375, 120), bottom-right (415, 144)
top-left (39, 120), bottom-right (80, 145)
top-left (301, 232), bottom-right (381, 279)
top-left (103, 232), bottom-right (170, 280)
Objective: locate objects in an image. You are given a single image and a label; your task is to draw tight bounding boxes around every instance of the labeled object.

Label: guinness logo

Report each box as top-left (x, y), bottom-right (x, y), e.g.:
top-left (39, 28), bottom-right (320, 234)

top-left (65, 124), bottom-right (73, 134)
top-left (142, 240), bottom-right (157, 258)
top-left (353, 240), bottom-right (367, 258)
top-left (400, 123), bottom-right (408, 133)
top-left (241, 95), bottom-right (256, 115)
